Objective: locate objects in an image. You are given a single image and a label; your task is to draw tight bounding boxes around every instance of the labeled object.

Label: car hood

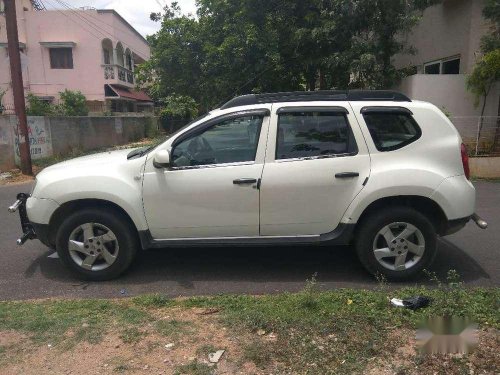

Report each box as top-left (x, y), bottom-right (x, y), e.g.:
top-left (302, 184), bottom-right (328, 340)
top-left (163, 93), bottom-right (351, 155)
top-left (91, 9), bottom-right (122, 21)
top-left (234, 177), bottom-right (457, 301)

top-left (44, 149), bottom-right (135, 171)
top-left (32, 148), bottom-right (147, 199)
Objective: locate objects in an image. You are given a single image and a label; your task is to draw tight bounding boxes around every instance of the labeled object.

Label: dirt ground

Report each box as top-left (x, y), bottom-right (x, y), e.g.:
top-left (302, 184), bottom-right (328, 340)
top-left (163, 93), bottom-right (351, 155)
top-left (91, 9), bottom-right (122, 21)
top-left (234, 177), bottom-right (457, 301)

top-left (0, 308), bottom-right (265, 375)
top-left (0, 306), bottom-right (498, 375)
top-left (0, 168), bottom-right (37, 186)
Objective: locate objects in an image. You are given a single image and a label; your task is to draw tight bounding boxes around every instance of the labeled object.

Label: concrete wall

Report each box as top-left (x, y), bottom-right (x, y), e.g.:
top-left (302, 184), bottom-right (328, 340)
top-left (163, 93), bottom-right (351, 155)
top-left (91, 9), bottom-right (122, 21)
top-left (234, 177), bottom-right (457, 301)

top-left (0, 115), bottom-right (156, 172)
top-left (470, 157), bottom-right (500, 178)
top-left (49, 116), bottom-right (146, 155)
top-left (392, 0), bottom-right (499, 121)
top-left (393, 0), bottom-right (489, 74)
top-left (396, 74), bottom-right (500, 118)
top-left (0, 116), bottom-right (16, 172)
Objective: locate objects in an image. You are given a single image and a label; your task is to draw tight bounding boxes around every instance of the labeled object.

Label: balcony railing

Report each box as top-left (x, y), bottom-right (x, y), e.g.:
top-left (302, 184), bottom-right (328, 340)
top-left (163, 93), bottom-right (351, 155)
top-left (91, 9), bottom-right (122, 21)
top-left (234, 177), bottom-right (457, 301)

top-left (103, 64), bottom-right (134, 85)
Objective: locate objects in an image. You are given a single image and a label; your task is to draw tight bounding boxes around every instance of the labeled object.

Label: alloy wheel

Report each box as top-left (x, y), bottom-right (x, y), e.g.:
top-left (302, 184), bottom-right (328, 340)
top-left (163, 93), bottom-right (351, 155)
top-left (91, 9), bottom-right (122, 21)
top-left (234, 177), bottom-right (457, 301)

top-left (68, 222), bottom-right (119, 271)
top-left (372, 222), bottom-right (425, 271)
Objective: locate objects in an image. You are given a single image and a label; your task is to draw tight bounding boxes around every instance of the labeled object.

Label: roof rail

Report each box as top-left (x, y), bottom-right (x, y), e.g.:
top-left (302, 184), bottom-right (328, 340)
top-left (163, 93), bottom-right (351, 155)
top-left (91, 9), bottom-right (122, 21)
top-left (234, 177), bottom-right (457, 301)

top-left (220, 90), bottom-right (411, 109)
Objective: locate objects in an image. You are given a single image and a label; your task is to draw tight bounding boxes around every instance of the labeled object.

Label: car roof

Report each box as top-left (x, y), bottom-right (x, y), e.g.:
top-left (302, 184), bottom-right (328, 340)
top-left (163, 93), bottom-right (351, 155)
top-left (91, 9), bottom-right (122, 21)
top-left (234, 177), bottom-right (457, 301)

top-left (220, 90), bottom-right (411, 110)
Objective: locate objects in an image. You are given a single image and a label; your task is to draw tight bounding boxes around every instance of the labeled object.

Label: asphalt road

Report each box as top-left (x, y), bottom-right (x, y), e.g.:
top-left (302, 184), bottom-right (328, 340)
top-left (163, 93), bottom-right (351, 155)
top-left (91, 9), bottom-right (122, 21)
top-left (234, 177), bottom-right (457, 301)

top-left (0, 181), bottom-right (498, 300)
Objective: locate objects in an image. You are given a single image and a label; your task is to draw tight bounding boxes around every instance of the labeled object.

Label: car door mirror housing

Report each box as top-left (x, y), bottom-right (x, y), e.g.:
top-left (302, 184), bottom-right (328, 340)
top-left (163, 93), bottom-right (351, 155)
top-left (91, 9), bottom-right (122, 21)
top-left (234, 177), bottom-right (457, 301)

top-left (153, 149), bottom-right (171, 168)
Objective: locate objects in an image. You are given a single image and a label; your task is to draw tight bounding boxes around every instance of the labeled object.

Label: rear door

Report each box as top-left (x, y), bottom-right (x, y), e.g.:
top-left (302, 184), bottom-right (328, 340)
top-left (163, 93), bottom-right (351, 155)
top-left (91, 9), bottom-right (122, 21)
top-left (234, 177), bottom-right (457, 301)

top-left (259, 103), bottom-right (371, 236)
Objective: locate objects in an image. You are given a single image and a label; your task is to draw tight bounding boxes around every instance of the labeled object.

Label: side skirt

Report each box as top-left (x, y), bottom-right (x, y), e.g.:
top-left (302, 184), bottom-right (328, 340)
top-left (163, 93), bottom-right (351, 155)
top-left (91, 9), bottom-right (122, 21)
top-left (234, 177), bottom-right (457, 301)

top-left (138, 224), bottom-right (355, 249)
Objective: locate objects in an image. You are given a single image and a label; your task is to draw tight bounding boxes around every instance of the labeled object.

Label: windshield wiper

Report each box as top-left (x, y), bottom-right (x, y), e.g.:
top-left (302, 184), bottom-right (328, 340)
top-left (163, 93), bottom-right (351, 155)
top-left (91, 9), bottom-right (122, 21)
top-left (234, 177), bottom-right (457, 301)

top-left (127, 147), bottom-right (148, 159)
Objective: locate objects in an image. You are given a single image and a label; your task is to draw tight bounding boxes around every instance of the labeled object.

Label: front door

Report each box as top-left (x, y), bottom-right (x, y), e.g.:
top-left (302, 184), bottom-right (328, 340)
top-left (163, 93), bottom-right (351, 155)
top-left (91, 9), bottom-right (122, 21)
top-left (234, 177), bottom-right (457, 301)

top-left (143, 110), bottom-right (269, 239)
top-left (260, 104), bottom-right (371, 236)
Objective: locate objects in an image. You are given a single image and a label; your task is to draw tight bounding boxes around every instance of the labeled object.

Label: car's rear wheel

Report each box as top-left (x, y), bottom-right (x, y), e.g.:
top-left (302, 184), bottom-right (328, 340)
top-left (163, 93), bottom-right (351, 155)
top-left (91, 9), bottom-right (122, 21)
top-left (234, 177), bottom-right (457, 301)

top-left (355, 207), bottom-right (437, 280)
top-left (55, 208), bottom-right (138, 280)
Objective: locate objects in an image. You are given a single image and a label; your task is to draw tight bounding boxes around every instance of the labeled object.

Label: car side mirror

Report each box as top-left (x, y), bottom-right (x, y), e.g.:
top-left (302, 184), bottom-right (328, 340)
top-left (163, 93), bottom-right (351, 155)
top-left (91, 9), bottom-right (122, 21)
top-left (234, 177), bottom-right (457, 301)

top-left (153, 149), bottom-right (171, 169)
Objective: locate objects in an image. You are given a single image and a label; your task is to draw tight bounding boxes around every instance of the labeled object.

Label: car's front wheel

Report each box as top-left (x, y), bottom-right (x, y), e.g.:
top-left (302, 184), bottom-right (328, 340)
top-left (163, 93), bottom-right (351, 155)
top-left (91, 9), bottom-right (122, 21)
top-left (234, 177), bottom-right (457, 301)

top-left (355, 207), bottom-right (437, 280)
top-left (55, 208), bottom-right (138, 280)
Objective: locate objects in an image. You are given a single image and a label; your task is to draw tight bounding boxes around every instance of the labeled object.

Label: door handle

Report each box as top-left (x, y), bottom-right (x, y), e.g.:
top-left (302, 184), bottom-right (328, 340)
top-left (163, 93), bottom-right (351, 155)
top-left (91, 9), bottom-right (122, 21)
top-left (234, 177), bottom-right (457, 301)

top-left (335, 172), bottom-right (359, 178)
top-left (233, 178), bottom-right (258, 185)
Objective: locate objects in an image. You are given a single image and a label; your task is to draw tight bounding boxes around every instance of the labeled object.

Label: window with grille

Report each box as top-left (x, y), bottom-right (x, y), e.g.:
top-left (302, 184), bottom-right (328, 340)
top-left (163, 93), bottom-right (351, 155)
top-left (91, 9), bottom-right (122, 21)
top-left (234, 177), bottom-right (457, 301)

top-left (49, 48), bottom-right (74, 69)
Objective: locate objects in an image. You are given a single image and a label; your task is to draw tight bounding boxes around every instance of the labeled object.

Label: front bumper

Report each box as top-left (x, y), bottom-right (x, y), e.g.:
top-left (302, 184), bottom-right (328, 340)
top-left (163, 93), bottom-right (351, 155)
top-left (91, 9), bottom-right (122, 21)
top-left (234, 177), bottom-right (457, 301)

top-left (8, 193), bottom-right (37, 245)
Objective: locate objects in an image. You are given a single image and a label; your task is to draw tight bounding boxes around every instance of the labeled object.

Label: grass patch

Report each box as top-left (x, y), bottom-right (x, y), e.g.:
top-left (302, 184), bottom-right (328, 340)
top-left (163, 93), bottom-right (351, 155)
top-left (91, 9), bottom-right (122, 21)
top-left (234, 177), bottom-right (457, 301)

top-left (113, 363), bottom-right (131, 373)
top-left (242, 341), bottom-right (271, 368)
top-left (177, 278), bottom-right (499, 374)
top-left (155, 319), bottom-right (191, 338)
top-left (0, 299), bottom-right (152, 344)
top-left (119, 327), bottom-right (144, 344)
top-left (174, 360), bottom-right (214, 375)
top-left (196, 343), bottom-right (218, 357)
top-left (132, 293), bottom-right (173, 308)
top-left (0, 272), bottom-right (497, 374)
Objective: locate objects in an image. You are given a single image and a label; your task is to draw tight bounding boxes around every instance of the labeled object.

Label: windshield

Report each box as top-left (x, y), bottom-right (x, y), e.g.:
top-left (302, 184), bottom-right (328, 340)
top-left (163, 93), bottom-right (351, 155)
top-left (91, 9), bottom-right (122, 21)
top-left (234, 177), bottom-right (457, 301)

top-left (127, 113), bottom-right (211, 160)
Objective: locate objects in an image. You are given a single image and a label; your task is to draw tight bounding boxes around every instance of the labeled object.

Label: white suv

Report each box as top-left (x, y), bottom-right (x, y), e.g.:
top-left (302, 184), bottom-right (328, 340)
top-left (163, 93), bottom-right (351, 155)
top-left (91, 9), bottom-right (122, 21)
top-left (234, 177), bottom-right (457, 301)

top-left (9, 91), bottom-right (487, 280)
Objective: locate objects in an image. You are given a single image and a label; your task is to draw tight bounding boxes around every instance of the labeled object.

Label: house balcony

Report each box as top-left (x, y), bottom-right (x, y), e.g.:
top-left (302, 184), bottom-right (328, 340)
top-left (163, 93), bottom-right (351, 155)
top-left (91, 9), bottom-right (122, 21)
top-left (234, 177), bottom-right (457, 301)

top-left (102, 64), bottom-right (134, 88)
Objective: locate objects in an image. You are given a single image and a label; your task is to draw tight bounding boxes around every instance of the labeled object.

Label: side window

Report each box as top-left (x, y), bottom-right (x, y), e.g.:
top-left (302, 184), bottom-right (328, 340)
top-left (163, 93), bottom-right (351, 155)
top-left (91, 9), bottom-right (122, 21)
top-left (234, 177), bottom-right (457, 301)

top-left (362, 112), bottom-right (421, 151)
top-left (49, 48), bottom-right (74, 69)
top-left (276, 111), bottom-right (357, 160)
top-left (172, 115), bottom-right (264, 167)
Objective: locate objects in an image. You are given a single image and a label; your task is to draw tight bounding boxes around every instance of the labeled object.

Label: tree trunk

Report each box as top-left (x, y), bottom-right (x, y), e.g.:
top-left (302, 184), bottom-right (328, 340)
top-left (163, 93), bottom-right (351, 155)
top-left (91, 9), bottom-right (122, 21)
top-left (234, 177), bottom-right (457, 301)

top-left (476, 86), bottom-right (491, 154)
top-left (319, 69), bottom-right (327, 90)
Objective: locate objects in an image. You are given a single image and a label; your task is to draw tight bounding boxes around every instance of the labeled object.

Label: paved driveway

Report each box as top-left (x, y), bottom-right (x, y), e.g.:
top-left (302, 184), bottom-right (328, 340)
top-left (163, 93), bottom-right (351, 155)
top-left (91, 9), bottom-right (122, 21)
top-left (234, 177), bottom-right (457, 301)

top-left (0, 181), bottom-right (497, 300)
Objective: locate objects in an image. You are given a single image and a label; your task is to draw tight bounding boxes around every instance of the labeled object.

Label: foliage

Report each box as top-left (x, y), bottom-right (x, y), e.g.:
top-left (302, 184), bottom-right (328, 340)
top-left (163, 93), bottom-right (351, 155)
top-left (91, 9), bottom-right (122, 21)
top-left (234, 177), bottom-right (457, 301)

top-left (466, 49), bottom-right (500, 107)
top-left (25, 90), bottom-right (89, 116)
top-left (159, 94), bottom-right (198, 120)
top-left (57, 89), bottom-right (89, 116)
top-left (466, 0), bottom-right (500, 114)
top-left (138, 0), bottom-right (441, 111)
top-left (480, 0), bottom-right (500, 53)
top-left (26, 93), bottom-right (53, 116)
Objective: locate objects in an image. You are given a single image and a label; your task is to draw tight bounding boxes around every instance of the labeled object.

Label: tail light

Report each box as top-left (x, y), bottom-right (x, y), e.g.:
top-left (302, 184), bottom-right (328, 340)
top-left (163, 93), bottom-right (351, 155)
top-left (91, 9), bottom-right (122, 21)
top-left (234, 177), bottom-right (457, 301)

top-left (461, 143), bottom-right (470, 180)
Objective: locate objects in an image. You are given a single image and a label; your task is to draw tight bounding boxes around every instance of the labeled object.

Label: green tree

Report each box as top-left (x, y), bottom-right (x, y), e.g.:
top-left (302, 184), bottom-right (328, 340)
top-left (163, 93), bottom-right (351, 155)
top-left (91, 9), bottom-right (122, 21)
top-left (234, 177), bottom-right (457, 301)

top-left (480, 0), bottom-right (500, 53)
top-left (467, 50), bottom-right (500, 110)
top-left (138, 0), bottom-right (441, 110)
top-left (466, 0), bottom-right (500, 147)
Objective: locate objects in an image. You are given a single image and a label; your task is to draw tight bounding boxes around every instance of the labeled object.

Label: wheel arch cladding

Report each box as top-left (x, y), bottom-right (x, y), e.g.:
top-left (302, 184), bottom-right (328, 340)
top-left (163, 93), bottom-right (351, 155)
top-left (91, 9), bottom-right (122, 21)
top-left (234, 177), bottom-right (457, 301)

top-left (355, 195), bottom-right (448, 235)
top-left (47, 199), bottom-right (140, 248)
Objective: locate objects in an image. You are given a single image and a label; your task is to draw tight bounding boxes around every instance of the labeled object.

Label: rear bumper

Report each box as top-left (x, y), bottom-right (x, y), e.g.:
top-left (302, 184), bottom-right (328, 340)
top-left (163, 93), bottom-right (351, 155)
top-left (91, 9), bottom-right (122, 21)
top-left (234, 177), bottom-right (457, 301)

top-left (430, 175), bottom-right (476, 221)
top-left (442, 213), bottom-right (488, 236)
top-left (442, 216), bottom-right (470, 236)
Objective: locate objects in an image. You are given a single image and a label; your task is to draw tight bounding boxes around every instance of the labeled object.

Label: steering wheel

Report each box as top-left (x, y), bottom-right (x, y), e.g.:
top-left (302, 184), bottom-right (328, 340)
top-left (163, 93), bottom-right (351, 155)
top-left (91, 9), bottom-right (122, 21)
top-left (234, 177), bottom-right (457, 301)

top-left (186, 136), bottom-right (217, 165)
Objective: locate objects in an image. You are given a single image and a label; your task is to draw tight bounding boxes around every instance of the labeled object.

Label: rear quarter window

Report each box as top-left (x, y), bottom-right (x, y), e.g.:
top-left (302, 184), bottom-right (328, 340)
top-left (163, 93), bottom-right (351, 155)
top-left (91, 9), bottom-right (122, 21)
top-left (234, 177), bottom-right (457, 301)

top-left (362, 111), bottom-right (421, 152)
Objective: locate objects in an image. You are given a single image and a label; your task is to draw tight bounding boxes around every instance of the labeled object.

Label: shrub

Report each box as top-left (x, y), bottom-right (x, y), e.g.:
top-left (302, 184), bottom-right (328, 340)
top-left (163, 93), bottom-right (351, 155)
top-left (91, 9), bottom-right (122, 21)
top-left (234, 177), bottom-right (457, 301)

top-left (58, 89), bottom-right (89, 116)
top-left (26, 93), bottom-right (53, 116)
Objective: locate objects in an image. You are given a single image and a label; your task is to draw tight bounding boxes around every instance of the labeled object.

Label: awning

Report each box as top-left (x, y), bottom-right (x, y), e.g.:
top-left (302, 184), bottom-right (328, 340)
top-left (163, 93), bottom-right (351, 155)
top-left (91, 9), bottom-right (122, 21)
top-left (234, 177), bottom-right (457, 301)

top-left (106, 84), bottom-right (153, 103)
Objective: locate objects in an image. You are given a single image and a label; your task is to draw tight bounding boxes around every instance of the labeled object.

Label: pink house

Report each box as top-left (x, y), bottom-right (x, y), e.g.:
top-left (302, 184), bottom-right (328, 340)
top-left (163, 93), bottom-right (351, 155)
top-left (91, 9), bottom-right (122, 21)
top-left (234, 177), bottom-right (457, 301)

top-left (0, 0), bottom-right (152, 114)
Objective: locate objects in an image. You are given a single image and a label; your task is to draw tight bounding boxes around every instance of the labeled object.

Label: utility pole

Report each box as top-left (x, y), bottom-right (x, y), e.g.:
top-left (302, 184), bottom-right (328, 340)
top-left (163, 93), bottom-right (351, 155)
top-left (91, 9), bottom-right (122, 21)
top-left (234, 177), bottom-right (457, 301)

top-left (5, 0), bottom-right (32, 175)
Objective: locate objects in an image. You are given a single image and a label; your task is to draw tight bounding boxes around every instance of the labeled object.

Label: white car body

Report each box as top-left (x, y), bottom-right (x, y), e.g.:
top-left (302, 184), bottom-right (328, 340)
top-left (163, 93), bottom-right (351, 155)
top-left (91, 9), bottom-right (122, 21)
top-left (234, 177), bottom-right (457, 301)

top-left (11, 90), bottom-right (483, 279)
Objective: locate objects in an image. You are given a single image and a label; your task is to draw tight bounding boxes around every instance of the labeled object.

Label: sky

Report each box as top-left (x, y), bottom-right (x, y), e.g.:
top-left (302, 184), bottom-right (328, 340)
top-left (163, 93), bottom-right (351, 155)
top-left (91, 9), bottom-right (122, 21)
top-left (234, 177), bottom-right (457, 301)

top-left (42, 0), bottom-right (197, 37)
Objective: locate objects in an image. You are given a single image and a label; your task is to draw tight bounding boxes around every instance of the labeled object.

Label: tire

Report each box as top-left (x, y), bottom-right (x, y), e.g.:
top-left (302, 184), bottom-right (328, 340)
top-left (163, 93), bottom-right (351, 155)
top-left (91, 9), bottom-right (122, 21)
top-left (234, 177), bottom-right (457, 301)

top-left (55, 207), bottom-right (139, 281)
top-left (354, 206), bottom-right (437, 281)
